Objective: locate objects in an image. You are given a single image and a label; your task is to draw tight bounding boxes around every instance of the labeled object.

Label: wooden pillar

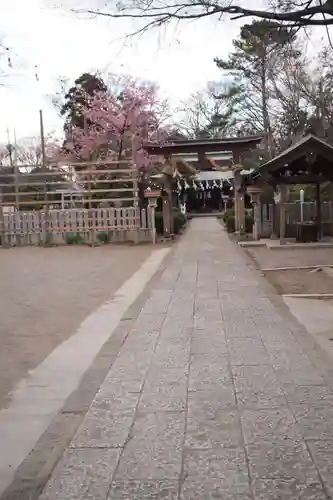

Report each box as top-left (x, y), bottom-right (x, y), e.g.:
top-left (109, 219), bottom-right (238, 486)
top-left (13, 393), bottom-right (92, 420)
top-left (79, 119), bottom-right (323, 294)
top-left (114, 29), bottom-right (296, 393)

top-left (239, 189), bottom-right (245, 233)
top-left (162, 155), bottom-right (175, 237)
top-left (234, 192), bottom-right (239, 232)
top-left (271, 199), bottom-right (278, 239)
top-left (162, 173), bottom-right (174, 237)
top-left (330, 184), bottom-right (333, 237)
top-left (279, 184), bottom-right (286, 245)
top-left (0, 189), bottom-right (4, 248)
top-left (234, 169), bottom-right (244, 234)
top-left (252, 193), bottom-right (261, 240)
top-left (162, 192), bottom-right (172, 237)
top-left (316, 183), bottom-right (321, 240)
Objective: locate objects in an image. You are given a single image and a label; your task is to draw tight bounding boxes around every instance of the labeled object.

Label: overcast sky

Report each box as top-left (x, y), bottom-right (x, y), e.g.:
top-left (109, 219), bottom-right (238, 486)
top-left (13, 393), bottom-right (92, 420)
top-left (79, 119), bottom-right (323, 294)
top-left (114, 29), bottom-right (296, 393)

top-left (0, 0), bottom-right (325, 143)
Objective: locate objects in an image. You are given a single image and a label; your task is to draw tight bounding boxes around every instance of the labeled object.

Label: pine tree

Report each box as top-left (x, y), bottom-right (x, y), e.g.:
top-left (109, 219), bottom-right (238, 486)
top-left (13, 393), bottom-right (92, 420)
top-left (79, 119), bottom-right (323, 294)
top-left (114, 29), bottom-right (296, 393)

top-left (214, 20), bottom-right (296, 157)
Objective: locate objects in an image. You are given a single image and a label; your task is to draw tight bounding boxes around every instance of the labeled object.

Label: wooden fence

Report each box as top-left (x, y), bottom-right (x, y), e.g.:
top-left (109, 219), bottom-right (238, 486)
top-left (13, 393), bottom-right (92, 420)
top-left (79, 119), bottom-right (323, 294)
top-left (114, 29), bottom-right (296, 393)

top-left (0, 207), bottom-right (153, 247)
top-left (0, 159), bottom-right (139, 209)
top-left (260, 201), bottom-right (332, 238)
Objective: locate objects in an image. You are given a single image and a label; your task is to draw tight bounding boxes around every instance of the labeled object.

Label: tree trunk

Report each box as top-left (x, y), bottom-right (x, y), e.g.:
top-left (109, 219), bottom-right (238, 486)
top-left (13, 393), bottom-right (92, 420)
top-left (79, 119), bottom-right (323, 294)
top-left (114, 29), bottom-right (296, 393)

top-left (260, 52), bottom-right (274, 159)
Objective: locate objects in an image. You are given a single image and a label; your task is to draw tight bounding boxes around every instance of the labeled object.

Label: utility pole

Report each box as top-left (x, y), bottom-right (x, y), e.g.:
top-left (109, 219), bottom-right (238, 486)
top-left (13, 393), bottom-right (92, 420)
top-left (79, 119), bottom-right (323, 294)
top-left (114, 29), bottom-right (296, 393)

top-left (6, 128), bottom-right (19, 210)
top-left (6, 128), bottom-right (13, 167)
top-left (13, 128), bottom-right (19, 208)
top-left (39, 109), bottom-right (46, 167)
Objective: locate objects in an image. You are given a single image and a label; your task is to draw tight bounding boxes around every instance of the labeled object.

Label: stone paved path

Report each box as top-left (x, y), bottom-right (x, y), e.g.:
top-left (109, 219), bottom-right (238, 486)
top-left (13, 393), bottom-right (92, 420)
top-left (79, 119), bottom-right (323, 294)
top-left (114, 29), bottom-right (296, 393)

top-left (39, 218), bottom-right (333, 500)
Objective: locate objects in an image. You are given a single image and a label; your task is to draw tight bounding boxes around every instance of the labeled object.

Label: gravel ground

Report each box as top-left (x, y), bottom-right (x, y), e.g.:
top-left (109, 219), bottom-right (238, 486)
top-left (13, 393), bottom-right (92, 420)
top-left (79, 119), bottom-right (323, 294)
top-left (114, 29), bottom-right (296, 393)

top-left (0, 244), bottom-right (154, 409)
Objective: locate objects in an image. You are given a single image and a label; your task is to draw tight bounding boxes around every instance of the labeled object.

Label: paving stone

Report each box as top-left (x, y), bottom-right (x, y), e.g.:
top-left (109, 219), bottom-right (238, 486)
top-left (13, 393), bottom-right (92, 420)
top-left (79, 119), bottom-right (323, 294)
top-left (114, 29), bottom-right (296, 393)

top-left (167, 308), bottom-right (194, 320)
top-left (115, 412), bottom-right (185, 480)
top-left (195, 298), bottom-right (222, 312)
top-left (186, 408), bottom-right (242, 449)
top-left (39, 448), bottom-right (121, 500)
top-left (247, 439), bottom-right (318, 480)
top-left (122, 329), bottom-right (160, 353)
top-left (187, 386), bottom-right (236, 411)
top-left (138, 367), bottom-right (188, 412)
top-left (282, 384), bottom-right (333, 406)
top-left (145, 366), bottom-right (189, 385)
top-left (70, 408), bottom-right (134, 448)
top-left (265, 343), bottom-right (314, 371)
top-left (92, 389), bottom-right (140, 412)
top-left (223, 318), bottom-right (260, 338)
top-left (141, 292), bottom-right (172, 314)
top-left (104, 354), bottom-right (151, 393)
top-left (108, 480), bottom-right (179, 499)
top-left (251, 477), bottom-right (327, 500)
top-left (292, 406), bottom-right (333, 440)
top-left (191, 336), bottom-right (228, 355)
top-left (180, 479), bottom-right (252, 500)
top-left (195, 285), bottom-right (219, 299)
top-left (189, 354), bottom-right (232, 391)
top-left (183, 448), bottom-right (250, 491)
top-left (162, 319), bottom-right (193, 335)
top-left (241, 407), bottom-right (301, 444)
top-left (259, 329), bottom-right (296, 346)
top-left (156, 333), bottom-right (191, 350)
top-left (232, 365), bottom-right (286, 409)
top-left (228, 337), bottom-right (270, 366)
top-left (152, 345), bottom-right (190, 369)
top-left (134, 313), bottom-right (166, 331)
top-left (275, 368), bottom-right (324, 387)
top-left (306, 440), bottom-right (333, 496)
top-left (191, 325), bottom-right (226, 339)
top-left (193, 317), bottom-right (224, 330)
top-left (194, 309), bottom-right (223, 322)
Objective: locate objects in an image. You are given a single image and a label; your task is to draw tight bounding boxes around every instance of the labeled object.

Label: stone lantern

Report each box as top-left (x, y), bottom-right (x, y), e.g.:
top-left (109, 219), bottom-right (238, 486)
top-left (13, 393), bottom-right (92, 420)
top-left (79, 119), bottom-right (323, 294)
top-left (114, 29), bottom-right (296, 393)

top-left (144, 188), bottom-right (161, 244)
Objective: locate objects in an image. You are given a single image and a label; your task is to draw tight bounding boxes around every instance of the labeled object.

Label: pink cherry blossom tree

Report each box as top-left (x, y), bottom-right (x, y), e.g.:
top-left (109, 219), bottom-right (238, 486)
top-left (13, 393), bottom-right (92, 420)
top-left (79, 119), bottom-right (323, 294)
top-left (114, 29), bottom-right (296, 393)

top-left (58, 75), bottom-right (169, 170)
top-left (52, 75), bottom-right (170, 207)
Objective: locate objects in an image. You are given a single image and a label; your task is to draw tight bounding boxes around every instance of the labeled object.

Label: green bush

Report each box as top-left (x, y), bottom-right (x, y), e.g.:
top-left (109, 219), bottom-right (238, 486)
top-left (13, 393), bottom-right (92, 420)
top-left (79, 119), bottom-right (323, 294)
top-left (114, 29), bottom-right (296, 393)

top-left (245, 213), bottom-right (254, 233)
top-left (173, 210), bottom-right (186, 234)
top-left (222, 209), bottom-right (234, 223)
top-left (155, 211), bottom-right (164, 235)
top-left (224, 214), bottom-right (235, 233)
top-left (222, 212), bottom-right (253, 234)
top-left (97, 231), bottom-right (111, 244)
top-left (65, 233), bottom-right (85, 245)
top-left (154, 210), bottom-right (186, 235)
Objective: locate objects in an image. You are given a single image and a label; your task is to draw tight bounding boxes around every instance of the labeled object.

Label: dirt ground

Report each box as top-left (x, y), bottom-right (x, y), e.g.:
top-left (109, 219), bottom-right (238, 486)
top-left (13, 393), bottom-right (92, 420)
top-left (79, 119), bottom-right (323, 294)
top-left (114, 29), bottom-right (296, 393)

top-left (263, 268), bottom-right (333, 295)
top-left (0, 244), bottom-right (154, 409)
top-left (246, 247), bottom-right (333, 270)
top-left (246, 247), bottom-right (333, 295)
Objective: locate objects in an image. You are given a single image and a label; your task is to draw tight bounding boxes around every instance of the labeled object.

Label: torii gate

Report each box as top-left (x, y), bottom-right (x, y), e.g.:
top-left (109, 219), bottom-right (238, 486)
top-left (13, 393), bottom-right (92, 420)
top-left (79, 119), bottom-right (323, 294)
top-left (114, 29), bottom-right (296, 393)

top-left (144, 135), bottom-right (264, 235)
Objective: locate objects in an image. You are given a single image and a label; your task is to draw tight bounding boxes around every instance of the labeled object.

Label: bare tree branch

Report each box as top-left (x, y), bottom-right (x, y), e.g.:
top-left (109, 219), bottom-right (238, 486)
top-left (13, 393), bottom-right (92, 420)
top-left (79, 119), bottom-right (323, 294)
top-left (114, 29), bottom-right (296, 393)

top-left (73, 0), bottom-right (333, 32)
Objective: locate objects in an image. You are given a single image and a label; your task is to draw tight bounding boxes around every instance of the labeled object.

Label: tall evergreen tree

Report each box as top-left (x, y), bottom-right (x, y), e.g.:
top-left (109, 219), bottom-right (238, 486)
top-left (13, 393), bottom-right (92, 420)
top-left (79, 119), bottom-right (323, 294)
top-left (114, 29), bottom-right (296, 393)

top-left (214, 20), bottom-right (297, 157)
top-left (60, 72), bottom-right (107, 135)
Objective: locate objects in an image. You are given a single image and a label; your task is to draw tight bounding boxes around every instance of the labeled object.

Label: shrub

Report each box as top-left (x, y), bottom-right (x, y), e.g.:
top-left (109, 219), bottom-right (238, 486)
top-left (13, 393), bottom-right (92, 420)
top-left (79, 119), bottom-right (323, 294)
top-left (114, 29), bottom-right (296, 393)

top-left (97, 231), bottom-right (111, 244)
top-left (155, 211), bottom-right (164, 235)
top-left (173, 210), bottom-right (186, 234)
top-left (224, 214), bottom-right (235, 233)
top-left (222, 209), bottom-right (235, 223)
top-left (65, 233), bottom-right (85, 245)
top-left (222, 211), bottom-right (253, 234)
top-left (245, 213), bottom-right (254, 233)
top-left (154, 210), bottom-right (186, 235)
